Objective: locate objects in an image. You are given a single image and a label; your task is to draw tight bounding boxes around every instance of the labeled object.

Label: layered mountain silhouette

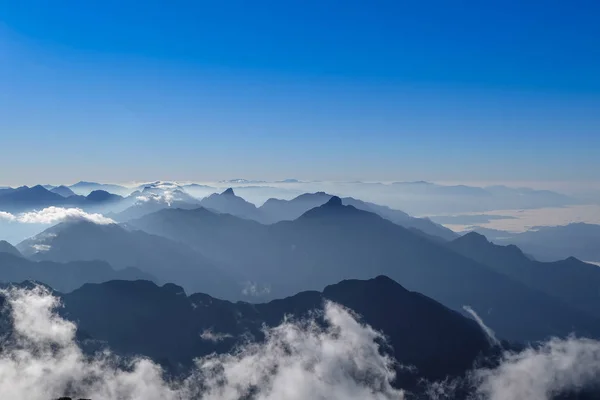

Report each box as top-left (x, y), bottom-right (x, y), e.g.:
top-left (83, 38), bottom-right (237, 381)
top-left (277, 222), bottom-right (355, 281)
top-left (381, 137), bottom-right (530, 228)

top-left (50, 185), bottom-right (77, 198)
top-left (69, 181), bottom-right (131, 196)
top-left (0, 240), bottom-right (22, 257)
top-left (259, 192), bottom-right (457, 240)
top-left (17, 221), bottom-right (240, 299)
top-left (85, 189), bottom-right (123, 204)
top-left (128, 197), bottom-right (600, 341)
top-left (0, 252), bottom-right (154, 292)
top-left (449, 232), bottom-right (600, 319)
top-left (199, 188), bottom-right (263, 221)
top-left (0, 185), bottom-right (128, 212)
top-left (0, 185), bottom-right (67, 211)
top-left (492, 223), bottom-right (600, 263)
top-left (55, 276), bottom-right (491, 391)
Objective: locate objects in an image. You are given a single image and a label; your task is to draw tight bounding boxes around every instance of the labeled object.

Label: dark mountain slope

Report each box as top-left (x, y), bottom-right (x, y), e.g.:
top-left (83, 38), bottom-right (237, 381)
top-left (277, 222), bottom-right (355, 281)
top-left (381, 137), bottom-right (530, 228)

top-left (59, 276), bottom-right (491, 390)
top-left (449, 232), bottom-right (600, 319)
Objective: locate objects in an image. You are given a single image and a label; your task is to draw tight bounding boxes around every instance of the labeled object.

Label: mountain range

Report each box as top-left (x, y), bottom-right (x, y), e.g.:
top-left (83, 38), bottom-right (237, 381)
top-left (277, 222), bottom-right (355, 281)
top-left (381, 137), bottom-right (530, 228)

top-left (17, 221), bottom-right (239, 299)
top-left (449, 232), bottom-right (600, 319)
top-left (16, 275), bottom-right (492, 394)
top-left (0, 185), bottom-right (125, 212)
top-left (73, 196), bottom-right (599, 342)
top-left (258, 191), bottom-right (457, 240)
top-left (479, 223), bottom-right (600, 263)
top-left (3, 182), bottom-right (600, 343)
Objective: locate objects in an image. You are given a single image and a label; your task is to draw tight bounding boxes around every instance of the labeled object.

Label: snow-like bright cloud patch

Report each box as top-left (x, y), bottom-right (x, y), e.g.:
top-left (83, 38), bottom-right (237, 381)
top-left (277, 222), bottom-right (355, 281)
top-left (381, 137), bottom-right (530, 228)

top-left (0, 207), bottom-right (114, 225)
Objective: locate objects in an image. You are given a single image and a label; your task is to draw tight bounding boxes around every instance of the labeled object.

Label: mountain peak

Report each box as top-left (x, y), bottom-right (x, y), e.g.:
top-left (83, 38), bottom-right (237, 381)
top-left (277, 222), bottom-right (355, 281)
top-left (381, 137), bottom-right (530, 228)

top-left (325, 196), bottom-right (342, 206)
top-left (50, 185), bottom-right (76, 198)
top-left (456, 231), bottom-right (490, 246)
top-left (0, 240), bottom-right (22, 257)
top-left (221, 188), bottom-right (235, 196)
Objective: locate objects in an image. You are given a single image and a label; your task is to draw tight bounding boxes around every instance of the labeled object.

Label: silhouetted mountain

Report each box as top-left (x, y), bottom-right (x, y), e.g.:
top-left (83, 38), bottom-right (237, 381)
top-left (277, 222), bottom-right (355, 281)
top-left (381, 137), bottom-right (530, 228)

top-left (200, 188), bottom-right (263, 220)
top-left (58, 276), bottom-right (491, 391)
top-left (0, 185), bottom-right (131, 213)
top-left (258, 192), bottom-right (457, 239)
top-left (69, 181), bottom-right (131, 196)
top-left (0, 185), bottom-right (66, 211)
top-left (0, 240), bottom-right (21, 257)
top-left (259, 192), bottom-right (333, 222)
top-left (493, 223), bottom-right (600, 263)
top-left (129, 200), bottom-right (600, 341)
top-left (277, 178), bottom-right (301, 183)
top-left (50, 185), bottom-right (77, 198)
top-left (465, 227), bottom-right (515, 241)
top-left (16, 221), bottom-right (240, 299)
top-left (85, 190), bottom-right (123, 203)
top-left (449, 232), bottom-right (600, 319)
top-left (0, 252), bottom-right (154, 292)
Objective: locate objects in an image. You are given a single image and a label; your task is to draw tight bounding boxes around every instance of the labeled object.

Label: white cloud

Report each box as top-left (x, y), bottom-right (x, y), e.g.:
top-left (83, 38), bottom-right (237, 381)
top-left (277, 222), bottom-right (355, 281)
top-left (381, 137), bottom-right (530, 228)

top-left (0, 211), bottom-right (16, 222)
top-left (136, 191), bottom-right (175, 206)
top-left (0, 286), bottom-right (406, 400)
top-left (0, 207), bottom-right (114, 225)
top-left (200, 329), bottom-right (233, 343)
top-left (31, 244), bottom-right (51, 252)
top-left (241, 281), bottom-right (271, 296)
top-left (463, 305), bottom-right (500, 346)
top-left (472, 337), bottom-right (600, 400)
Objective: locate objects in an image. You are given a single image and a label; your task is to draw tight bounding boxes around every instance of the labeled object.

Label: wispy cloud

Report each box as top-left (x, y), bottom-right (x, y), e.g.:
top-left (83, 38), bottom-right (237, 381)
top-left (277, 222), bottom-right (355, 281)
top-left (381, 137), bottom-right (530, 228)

top-left (0, 207), bottom-right (114, 225)
top-left (463, 305), bottom-right (500, 346)
top-left (199, 329), bottom-right (233, 343)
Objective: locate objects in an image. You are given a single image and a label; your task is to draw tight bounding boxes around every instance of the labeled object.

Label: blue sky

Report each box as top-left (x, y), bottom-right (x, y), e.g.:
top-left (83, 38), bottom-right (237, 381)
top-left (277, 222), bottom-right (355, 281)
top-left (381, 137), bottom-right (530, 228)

top-left (0, 1), bottom-right (599, 185)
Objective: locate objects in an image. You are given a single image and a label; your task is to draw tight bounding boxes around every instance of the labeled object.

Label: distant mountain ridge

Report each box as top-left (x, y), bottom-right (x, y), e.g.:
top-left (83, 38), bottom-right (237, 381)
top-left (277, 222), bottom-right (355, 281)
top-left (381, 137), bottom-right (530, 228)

top-left (449, 231), bottom-right (600, 319)
top-left (17, 220), bottom-right (240, 299)
top-left (199, 188), bottom-right (263, 221)
top-left (490, 223), bottom-right (600, 263)
top-left (50, 185), bottom-right (77, 198)
top-left (0, 185), bottom-right (126, 212)
top-left (259, 191), bottom-right (457, 240)
top-left (127, 197), bottom-right (600, 341)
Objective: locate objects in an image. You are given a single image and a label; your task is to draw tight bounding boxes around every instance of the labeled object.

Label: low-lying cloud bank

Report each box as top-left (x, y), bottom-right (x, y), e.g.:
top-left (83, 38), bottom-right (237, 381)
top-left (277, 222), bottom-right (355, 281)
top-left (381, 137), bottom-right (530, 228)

top-left (0, 207), bottom-right (114, 225)
top-left (0, 287), bottom-right (599, 400)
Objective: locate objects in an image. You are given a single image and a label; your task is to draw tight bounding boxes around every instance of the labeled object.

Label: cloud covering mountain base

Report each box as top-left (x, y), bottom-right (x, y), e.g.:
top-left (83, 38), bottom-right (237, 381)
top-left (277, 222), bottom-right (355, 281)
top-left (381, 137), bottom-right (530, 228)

top-left (0, 286), bottom-right (404, 400)
top-left (0, 287), bottom-right (599, 400)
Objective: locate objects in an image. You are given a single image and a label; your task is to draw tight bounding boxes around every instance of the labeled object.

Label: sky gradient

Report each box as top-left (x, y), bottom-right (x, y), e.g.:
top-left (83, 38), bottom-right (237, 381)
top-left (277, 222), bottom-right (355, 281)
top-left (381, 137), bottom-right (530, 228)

top-left (1, 1), bottom-right (599, 186)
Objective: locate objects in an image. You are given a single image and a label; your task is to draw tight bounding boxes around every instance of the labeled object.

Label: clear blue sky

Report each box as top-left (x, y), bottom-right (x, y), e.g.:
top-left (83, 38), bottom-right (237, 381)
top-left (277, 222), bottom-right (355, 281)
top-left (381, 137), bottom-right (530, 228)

top-left (0, 1), bottom-right (599, 185)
